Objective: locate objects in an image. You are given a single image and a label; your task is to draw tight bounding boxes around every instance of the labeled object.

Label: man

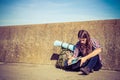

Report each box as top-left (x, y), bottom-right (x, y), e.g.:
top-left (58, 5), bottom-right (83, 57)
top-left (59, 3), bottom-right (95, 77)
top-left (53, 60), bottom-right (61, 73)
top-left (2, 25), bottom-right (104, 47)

top-left (66, 30), bottom-right (102, 75)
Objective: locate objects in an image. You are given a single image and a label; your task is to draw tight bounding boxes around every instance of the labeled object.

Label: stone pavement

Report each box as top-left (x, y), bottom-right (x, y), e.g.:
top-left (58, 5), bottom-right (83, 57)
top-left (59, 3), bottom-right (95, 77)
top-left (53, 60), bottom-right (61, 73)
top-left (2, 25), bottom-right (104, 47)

top-left (0, 62), bottom-right (120, 80)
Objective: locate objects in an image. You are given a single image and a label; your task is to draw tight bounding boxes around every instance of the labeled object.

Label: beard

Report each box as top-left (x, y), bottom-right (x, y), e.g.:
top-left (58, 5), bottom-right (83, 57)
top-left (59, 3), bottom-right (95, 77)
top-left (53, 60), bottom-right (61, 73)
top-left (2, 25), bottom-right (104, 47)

top-left (80, 43), bottom-right (86, 48)
top-left (80, 43), bottom-right (87, 56)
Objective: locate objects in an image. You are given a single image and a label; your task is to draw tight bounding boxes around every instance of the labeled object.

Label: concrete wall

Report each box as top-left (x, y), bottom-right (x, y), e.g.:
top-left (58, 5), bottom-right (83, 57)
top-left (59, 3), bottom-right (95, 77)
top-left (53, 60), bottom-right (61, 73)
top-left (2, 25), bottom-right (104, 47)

top-left (0, 19), bottom-right (120, 70)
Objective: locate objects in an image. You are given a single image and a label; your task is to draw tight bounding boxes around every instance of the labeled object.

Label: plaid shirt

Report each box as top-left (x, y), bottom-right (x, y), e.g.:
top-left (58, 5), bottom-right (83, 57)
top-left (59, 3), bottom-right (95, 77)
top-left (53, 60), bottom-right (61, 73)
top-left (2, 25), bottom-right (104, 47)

top-left (73, 38), bottom-right (101, 58)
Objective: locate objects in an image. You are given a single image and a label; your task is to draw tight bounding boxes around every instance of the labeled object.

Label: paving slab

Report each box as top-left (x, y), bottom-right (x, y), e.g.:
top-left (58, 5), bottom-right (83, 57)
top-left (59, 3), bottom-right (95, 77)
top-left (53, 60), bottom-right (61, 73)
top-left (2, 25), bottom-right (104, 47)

top-left (0, 63), bottom-right (120, 80)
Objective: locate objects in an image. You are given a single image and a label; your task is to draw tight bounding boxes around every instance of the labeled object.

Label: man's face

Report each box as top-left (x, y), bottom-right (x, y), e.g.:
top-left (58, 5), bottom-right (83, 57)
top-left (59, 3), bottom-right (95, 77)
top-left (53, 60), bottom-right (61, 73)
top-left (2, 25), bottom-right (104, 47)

top-left (79, 38), bottom-right (87, 44)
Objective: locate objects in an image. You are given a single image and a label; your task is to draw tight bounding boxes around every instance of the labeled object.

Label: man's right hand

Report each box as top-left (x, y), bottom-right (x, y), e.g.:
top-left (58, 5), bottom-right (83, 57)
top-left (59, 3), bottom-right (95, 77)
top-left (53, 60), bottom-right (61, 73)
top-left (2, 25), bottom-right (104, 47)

top-left (67, 57), bottom-right (75, 65)
top-left (68, 59), bottom-right (72, 65)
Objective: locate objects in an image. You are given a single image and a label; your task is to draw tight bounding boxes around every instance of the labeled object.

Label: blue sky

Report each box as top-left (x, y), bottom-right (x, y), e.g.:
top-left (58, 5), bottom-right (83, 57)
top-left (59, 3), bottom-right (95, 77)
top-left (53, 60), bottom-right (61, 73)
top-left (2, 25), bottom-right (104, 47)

top-left (0, 0), bottom-right (120, 26)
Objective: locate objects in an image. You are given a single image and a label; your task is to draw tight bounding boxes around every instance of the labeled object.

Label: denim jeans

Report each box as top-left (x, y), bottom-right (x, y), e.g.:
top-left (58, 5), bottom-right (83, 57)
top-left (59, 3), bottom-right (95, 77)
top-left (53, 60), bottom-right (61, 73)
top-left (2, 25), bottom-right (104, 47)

top-left (81, 55), bottom-right (102, 71)
top-left (65, 55), bottom-right (102, 71)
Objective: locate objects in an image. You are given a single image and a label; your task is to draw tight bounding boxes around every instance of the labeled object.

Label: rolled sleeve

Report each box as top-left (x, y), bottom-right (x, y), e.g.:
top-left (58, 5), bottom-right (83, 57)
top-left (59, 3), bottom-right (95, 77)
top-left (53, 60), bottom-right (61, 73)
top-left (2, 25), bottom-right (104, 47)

top-left (91, 38), bottom-right (101, 49)
top-left (73, 48), bottom-right (79, 58)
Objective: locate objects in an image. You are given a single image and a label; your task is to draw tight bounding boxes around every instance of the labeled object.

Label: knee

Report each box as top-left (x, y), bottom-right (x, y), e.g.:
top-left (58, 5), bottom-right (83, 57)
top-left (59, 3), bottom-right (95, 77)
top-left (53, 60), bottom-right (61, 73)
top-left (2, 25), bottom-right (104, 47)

top-left (90, 55), bottom-right (99, 61)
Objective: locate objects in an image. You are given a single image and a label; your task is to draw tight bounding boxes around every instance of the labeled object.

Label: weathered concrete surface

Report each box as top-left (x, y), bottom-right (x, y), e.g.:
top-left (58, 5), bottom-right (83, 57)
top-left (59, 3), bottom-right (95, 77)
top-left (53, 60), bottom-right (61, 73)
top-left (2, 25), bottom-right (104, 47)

top-left (0, 19), bottom-right (120, 70)
top-left (0, 63), bottom-right (120, 80)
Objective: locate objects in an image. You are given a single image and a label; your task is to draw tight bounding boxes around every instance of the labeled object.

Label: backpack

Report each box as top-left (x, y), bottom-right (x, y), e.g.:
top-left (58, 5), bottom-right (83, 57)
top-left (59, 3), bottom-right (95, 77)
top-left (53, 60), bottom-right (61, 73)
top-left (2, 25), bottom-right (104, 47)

top-left (55, 49), bottom-right (69, 69)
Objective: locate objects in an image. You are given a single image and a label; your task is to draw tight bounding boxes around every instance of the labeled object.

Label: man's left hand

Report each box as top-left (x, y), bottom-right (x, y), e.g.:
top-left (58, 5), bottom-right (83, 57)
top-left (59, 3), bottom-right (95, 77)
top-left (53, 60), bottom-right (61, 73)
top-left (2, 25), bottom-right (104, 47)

top-left (79, 57), bottom-right (87, 67)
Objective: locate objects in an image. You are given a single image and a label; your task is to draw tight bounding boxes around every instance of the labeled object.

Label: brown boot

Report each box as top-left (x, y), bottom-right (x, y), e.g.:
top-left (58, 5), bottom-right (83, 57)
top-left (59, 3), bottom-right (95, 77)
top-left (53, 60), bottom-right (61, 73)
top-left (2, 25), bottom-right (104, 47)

top-left (80, 67), bottom-right (91, 75)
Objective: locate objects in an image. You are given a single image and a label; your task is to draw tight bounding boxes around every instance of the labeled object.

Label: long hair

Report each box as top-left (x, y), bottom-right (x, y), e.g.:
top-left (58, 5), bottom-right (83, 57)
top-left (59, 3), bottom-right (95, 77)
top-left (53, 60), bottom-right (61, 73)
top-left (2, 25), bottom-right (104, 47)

top-left (78, 30), bottom-right (92, 56)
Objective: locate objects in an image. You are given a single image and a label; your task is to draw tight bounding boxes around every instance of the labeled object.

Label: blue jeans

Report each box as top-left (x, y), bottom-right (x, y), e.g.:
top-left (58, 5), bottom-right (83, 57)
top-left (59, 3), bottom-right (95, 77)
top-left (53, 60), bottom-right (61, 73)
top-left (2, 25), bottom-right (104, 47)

top-left (65, 55), bottom-right (102, 71)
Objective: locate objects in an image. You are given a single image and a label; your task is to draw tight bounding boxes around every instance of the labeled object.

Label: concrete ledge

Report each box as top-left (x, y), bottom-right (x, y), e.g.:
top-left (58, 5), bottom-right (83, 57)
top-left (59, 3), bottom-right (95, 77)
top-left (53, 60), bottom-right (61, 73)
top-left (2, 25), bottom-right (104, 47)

top-left (0, 19), bottom-right (120, 70)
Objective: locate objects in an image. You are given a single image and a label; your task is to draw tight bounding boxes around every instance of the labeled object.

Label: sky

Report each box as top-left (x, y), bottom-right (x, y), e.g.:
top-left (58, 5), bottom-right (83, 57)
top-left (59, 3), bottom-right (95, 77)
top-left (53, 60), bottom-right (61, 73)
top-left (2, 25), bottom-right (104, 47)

top-left (0, 0), bottom-right (120, 26)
